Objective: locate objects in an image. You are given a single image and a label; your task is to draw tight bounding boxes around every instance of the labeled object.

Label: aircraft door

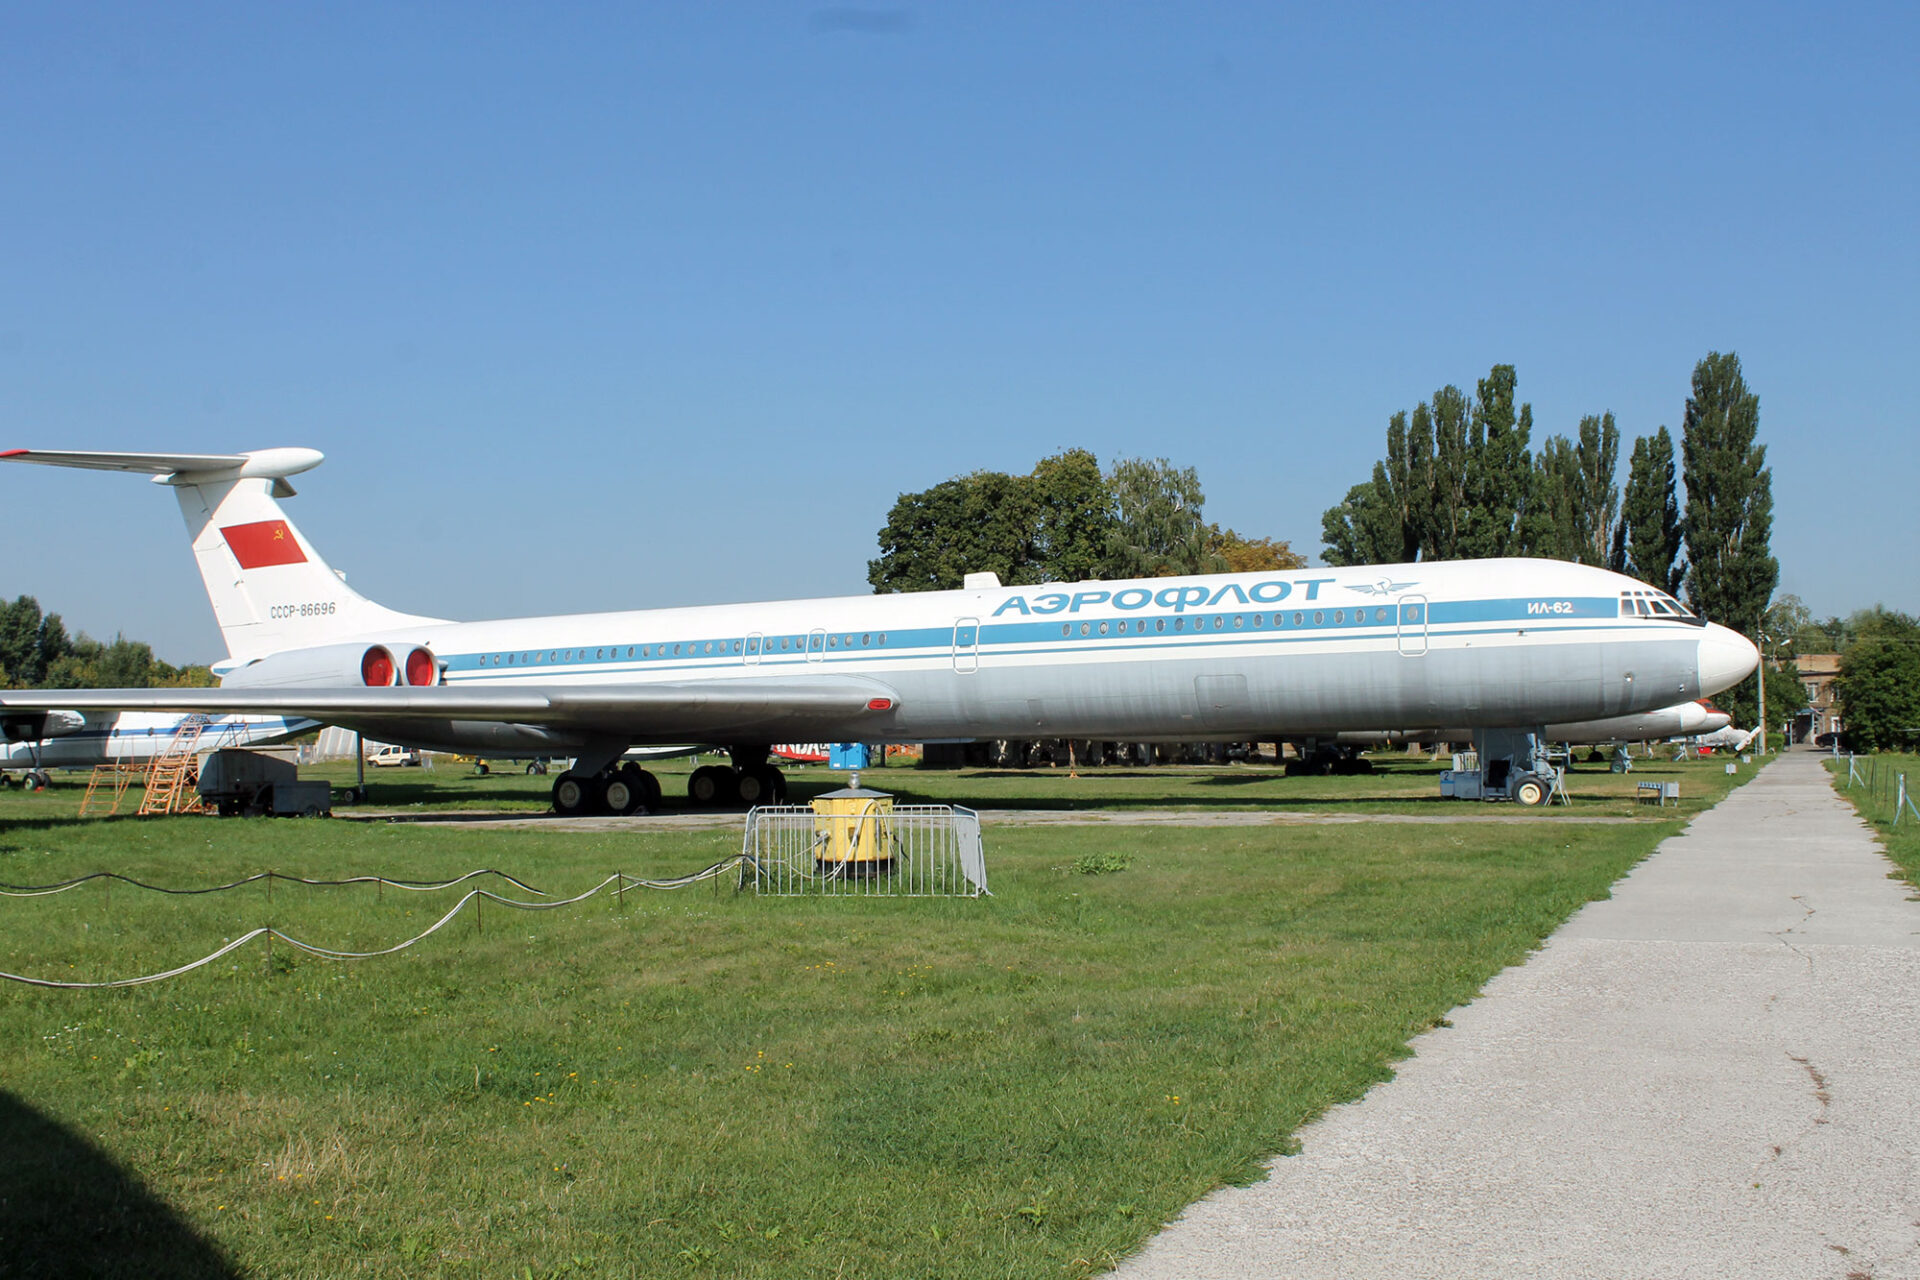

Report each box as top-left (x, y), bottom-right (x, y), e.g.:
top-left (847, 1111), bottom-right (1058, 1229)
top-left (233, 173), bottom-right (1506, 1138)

top-left (952, 618), bottom-right (980, 674)
top-left (1397, 595), bottom-right (1428, 656)
top-left (744, 632), bottom-right (764, 666)
top-left (806, 629), bottom-right (826, 663)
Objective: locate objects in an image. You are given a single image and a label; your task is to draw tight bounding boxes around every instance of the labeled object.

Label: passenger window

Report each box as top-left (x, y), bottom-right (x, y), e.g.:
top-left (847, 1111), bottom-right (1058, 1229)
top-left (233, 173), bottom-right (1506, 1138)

top-left (862, 634), bottom-right (870, 646)
top-left (1313, 612), bottom-right (1323, 626)
top-left (1174, 617), bottom-right (1185, 631)
top-left (1156, 619), bottom-right (1166, 632)
top-left (1080, 623), bottom-right (1090, 636)
top-left (1098, 621), bottom-right (1109, 635)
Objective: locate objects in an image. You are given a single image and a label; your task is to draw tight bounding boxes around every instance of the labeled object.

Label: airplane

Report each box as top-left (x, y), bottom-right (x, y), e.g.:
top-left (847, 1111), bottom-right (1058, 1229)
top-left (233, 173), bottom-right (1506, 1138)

top-left (1694, 723), bottom-right (1758, 752)
top-left (0, 447), bottom-right (1759, 812)
top-left (1291, 698), bottom-right (1732, 774)
top-left (1, 708), bottom-right (318, 789)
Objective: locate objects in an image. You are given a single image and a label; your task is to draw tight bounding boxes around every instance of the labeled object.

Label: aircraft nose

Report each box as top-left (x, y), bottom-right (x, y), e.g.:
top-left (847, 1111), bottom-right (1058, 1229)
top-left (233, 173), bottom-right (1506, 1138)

top-left (1697, 624), bottom-right (1759, 697)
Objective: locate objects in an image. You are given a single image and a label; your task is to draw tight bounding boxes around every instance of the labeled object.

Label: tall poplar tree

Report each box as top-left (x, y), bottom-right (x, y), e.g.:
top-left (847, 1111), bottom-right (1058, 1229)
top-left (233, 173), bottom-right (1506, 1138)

top-left (1426, 385), bottom-right (1471, 559)
top-left (1459, 365), bottom-right (1533, 558)
top-left (1616, 427), bottom-right (1684, 594)
top-left (1681, 352), bottom-right (1777, 631)
top-left (1570, 412), bottom-right (1621, 565)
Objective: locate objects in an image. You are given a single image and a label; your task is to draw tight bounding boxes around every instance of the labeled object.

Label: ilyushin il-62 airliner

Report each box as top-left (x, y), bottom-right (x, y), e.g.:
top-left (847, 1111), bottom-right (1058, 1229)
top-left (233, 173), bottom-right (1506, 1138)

top-left (0, 448), bottom-right (1758, 814)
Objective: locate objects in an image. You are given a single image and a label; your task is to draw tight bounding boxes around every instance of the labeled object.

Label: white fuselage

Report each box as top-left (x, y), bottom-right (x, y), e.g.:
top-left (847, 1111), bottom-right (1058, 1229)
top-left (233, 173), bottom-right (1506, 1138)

top-left (222, 558), bottom-right (1756, 756)
top-left (1, 711), bottom-right (316, 772)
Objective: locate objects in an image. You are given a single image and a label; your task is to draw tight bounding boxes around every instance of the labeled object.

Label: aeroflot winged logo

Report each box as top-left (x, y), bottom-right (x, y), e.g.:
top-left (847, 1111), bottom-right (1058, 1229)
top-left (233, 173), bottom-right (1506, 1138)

top-left (221, 520), bottom-right (308, 569)
top-left (1345, 578), bottom-right (1418, 597)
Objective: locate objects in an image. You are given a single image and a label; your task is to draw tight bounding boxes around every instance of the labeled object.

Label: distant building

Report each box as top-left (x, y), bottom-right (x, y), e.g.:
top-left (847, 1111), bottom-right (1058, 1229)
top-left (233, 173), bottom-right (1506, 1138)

top-left (1795, 653), bottom-right (1844, 741)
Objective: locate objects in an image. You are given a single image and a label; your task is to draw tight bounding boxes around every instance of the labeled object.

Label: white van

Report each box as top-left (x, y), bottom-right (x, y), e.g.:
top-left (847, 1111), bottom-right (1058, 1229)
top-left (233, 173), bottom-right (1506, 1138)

top-left (367, 744), bottom-right (422, 768)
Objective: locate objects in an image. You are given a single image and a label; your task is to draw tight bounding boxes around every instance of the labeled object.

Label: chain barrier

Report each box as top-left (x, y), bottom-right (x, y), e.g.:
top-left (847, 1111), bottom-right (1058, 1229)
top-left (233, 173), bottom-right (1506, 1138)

top-left (0, 857), bottom-right (755, 989)
top-left (0, 868), bottom-right (547, 899)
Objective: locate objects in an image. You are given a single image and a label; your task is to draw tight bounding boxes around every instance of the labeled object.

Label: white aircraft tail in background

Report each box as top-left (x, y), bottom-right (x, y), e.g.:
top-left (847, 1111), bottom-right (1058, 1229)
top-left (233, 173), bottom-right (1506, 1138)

top-left (0, 448), bottom-right (440, 660)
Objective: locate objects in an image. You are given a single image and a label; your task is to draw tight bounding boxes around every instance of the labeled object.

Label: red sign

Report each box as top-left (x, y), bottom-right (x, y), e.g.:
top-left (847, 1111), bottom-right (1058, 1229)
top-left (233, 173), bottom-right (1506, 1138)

top-left (222, 520), bottom-right (307, 568)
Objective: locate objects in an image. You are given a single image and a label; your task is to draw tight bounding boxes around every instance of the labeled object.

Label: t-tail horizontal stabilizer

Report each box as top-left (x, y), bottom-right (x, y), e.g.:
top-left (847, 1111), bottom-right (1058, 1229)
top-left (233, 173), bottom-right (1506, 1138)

top-left (0, 447), bottom-right (444, 660)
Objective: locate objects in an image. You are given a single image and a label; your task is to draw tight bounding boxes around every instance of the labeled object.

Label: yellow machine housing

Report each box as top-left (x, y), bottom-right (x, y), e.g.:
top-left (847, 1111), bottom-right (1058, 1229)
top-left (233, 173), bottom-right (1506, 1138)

top-left (811, 784), bottom-right (894, 865)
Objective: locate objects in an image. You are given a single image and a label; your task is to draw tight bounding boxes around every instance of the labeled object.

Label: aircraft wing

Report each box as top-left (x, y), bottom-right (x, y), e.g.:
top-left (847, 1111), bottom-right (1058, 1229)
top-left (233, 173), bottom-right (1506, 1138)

top-left (0, 677), bottom-right (901, 742)
top-left (0, 448), bottom-right (252, 475)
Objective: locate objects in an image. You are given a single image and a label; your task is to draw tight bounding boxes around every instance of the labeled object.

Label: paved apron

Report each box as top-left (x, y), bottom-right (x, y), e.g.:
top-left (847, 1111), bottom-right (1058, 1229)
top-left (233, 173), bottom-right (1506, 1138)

top-left (1115, 749), bottom-right (1920, 1279)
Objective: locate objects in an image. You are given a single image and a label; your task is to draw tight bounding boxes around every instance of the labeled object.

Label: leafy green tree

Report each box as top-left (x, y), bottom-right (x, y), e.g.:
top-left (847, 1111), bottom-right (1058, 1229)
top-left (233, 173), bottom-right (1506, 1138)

top-left (0, 596), bottom-right (71, 688)
top-left (1517, 435), bottom-right (1578, 560)
top-left (1208, 526), bottom-right (1307, 573)
top-left (1682, 351), bottom-right (1777, 631)
top-left (1323, 368), bottom-right (1545, 564)
top-left (1320, 480), bottom-right (1401, 567)
top-left (1616, 427), bottom-right (1684, 594)
top-left (1459, 365), bottom-right (1533, 558)
top-left (868, 471), bottom-right (1040, 592)
top-left (1026, 449), bottom-right (1115, 583)
top-left (1426, 387), bottom-right (1472, 559)
top-left (1834, 609), bottom-right (1920, 750)
top-left (1104, 457), bottom-right (1224, 578)
top-left (1568, 413), bottom-right (1621, 564)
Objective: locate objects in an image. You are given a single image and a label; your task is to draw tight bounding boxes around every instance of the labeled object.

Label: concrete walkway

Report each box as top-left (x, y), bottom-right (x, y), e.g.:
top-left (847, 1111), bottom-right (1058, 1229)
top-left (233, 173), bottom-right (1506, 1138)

top-left (1115, 750), bottom-right (1920, 1279)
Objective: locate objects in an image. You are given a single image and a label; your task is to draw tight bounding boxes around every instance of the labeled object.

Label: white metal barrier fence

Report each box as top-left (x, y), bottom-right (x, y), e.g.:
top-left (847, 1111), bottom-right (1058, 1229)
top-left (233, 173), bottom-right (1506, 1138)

top-left (740, 804), bottom-right (989, 898)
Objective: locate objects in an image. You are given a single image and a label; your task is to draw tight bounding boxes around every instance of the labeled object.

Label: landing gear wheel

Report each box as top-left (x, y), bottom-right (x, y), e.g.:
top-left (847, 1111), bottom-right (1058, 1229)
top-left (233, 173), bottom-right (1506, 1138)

top-left (602, 773), bottom-right (644, 816)
top-left (688, 765), bottom-right (739, 807)
top-left (527, 760), bottom-right (548, 776)
top-left (25, 771), bottom-right (49, 791)
top-left (474, 761), bottom-right (490, 776)
top-left (735, 764), bottom-right (785, 807)
top-left (1513, 774), bottom-right (1549, 807)
top-left (552, 774), bottom-right (592, 816)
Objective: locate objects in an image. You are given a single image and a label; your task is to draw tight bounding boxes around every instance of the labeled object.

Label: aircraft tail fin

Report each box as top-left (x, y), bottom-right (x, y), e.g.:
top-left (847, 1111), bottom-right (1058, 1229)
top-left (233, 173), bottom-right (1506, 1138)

top-left (0, 448), bottom-right (446, 660)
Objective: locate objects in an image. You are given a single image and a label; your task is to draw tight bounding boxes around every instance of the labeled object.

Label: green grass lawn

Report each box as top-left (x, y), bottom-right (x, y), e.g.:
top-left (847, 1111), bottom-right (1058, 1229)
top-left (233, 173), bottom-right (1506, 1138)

top-left (0, 756), bottom-right (1753, 1278)
top-left (30, 746), bottom-right (1752, 820)
top-left (1827, 752), bottom-right (1920, 888)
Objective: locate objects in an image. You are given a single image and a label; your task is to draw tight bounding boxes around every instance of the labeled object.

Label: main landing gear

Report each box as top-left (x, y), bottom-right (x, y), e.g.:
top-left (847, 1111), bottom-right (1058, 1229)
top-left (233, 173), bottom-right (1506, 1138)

top-left (551, 761), bottom-right (663, 817)
top-left (1283, 745), bottom-right (1374, 777)
top-left (687, 747), bottom-right (789, 808)
top-left (546, 745), bottom-right (789, 816)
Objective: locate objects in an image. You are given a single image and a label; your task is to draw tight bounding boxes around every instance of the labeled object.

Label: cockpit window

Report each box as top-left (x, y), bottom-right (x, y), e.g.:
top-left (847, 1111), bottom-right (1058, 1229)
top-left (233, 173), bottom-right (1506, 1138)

top-left (1619, 590), bottom-right (1703, 624)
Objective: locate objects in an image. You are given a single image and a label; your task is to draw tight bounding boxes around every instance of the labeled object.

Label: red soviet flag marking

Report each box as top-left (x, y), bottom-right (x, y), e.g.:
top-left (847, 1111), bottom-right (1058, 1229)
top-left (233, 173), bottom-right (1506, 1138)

top-left (222, 520), bottom-right (307, 569)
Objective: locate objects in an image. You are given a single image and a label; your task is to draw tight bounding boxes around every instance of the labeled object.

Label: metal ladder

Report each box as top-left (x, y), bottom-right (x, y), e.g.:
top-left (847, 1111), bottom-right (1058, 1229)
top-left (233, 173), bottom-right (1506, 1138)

top-left (136, 717), bottom-right (210, 816)
top-left (78, 761), bottom-right (147, 817)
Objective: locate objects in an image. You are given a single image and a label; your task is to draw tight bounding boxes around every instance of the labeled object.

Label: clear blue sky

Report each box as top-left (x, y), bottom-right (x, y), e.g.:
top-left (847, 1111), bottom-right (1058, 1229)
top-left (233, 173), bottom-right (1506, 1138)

top-left (3, 2), bottom-right (1914, 662)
